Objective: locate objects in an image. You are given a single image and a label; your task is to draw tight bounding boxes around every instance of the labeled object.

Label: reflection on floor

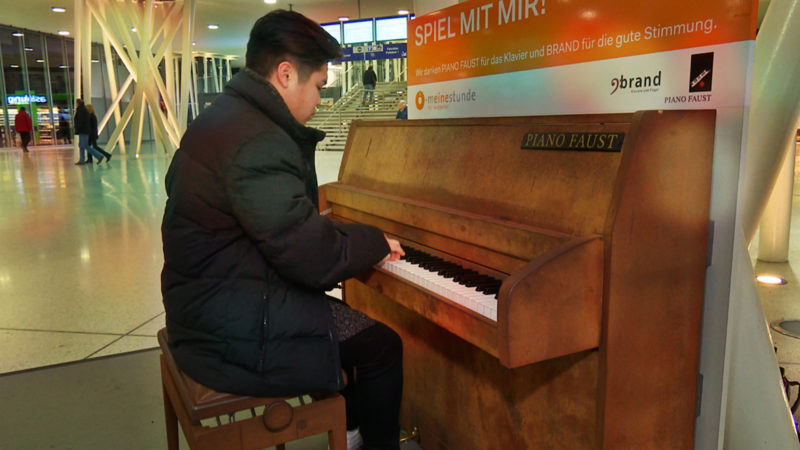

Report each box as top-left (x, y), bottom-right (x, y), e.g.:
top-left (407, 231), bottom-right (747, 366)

top-left (0, 144), bottom-right (344, 374)
top-left (0, 143), bottom-right (799, 445)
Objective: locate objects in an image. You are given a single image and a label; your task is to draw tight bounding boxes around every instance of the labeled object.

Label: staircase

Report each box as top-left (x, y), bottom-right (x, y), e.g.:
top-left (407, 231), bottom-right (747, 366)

top-left (309, 81), bottom-right (407, 151)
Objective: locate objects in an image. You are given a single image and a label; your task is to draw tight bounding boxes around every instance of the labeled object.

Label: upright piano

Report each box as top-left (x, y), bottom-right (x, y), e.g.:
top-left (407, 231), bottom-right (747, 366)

top-left (319, 110), bottom-right (714, 449)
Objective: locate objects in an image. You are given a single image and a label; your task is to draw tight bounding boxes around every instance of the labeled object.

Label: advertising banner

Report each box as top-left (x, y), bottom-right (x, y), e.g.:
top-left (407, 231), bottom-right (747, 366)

top-left (407, 0), bottom-right (757, 118)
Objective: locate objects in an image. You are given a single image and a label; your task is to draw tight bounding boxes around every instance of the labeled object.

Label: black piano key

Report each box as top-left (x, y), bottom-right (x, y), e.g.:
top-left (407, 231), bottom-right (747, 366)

top-left (396, 244), bottom-right (504, 296)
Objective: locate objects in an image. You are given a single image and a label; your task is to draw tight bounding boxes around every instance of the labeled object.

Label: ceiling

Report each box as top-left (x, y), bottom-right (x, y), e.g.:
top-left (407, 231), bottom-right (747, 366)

top-left (0, 0), bottom-right (415, 64)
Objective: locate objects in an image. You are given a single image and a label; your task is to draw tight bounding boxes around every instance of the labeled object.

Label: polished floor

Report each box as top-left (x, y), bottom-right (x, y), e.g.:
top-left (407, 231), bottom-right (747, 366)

top-left (0, 144), bottom-right (345, 374)
top-left (1, 142), bottom-right (800, 446)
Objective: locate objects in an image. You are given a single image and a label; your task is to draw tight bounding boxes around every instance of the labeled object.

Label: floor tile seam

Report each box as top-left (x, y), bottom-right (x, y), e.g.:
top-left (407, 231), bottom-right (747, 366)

top-left (123, 312), bottom-right (166, 337)
top-left (0, 327), bottom-right (128, 337)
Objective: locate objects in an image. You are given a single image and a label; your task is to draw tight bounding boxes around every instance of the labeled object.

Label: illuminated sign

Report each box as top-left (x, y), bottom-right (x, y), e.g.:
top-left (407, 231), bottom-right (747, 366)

top-left (8, 94), bottom-right (47, 105)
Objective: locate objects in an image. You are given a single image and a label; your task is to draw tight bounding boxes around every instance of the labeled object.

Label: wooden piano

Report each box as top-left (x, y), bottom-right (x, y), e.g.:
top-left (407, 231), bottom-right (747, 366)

top-left (319, 110), bottom-right (714, 449)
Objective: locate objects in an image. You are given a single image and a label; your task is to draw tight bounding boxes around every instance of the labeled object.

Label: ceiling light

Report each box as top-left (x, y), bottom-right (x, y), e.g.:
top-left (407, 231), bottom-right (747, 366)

top-left (192, 41), bottom-right (196, 46)
top-left (35, 59), bottom-right (44, 63)
top-left (9, 64), bottom-right (19, 68)
top-left (398, 9), bottom-right (410, 15)
top-left (12, 32), bottom-right (23, 37)
top-left (24, 47), bottom-right (33, 52)
top-left (57, 30), bottom-right (70, 36)
top-left (756, 275), bottom-right (787, 285)
top-left (338, 16), bottom-right (349, 21)
top-left (51, 6), bottom-right (66, 13)
top-left (131, 27), bottom-right (137, 32)
top-left (264, 0), bottom-right (277, 3)
top-left (58, 64), bottom-right (68, 68)
top-left (207, 24), bottom-right (219, 30)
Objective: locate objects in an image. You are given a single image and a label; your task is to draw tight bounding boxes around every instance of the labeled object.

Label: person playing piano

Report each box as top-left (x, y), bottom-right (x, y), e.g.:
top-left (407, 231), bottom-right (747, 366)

top-left (160, 10), bottom-right (405, 450)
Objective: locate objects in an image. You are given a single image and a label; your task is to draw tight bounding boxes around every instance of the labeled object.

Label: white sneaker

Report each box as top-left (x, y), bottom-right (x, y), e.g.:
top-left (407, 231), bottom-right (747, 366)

top-left (347, 427), bottom-right (363, 450)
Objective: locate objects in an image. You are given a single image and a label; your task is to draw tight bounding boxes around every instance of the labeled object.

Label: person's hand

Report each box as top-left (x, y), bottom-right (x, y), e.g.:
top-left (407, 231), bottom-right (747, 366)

top-left (383, 235), bottom-right (405, 262)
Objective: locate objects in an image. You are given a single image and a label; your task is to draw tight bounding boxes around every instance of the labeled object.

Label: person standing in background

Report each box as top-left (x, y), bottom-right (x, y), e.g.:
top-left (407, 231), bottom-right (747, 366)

top-left (73, 99), bottom-right (104, 165)
top-left (395, 100), bottom-right (408, 120)
top-left (15, 106), bottom-right (33, 152)
top-left (362, 65), bottom-right (377, 105)
top-left (86, 104), bottom-right (112, 164)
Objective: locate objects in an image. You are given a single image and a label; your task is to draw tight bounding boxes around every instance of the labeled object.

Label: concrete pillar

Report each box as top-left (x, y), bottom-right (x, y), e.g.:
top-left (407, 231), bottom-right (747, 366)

top-left (741, 0), bottom-right (800, 245)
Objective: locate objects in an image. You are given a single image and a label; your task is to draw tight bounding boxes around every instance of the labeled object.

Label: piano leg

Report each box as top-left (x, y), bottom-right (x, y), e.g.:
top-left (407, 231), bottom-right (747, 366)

top-left (344, 280), bottom-right (600, 450)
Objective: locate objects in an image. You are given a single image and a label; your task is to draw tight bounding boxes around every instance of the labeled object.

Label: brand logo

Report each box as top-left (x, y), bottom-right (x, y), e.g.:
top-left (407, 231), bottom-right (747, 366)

top-left (415, 91), bottom-right (425, 110)
top-left (610, 70), bottom-right (662, 95)
top-left (689, 52), bottom-right (713, 92)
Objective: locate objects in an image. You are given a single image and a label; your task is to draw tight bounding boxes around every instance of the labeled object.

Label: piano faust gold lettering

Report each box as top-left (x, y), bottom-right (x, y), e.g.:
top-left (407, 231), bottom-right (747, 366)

top-left (320, 110), bottom-right (714, 449)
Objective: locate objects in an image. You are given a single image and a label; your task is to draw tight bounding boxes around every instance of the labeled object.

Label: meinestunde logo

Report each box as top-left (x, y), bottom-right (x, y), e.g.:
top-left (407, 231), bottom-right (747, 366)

top-left (610, 70), bottom-right (662, 95)
top-left (689, 52), bottom-right (713, 92)
top-left (415, 91), bottom-right (425, 110)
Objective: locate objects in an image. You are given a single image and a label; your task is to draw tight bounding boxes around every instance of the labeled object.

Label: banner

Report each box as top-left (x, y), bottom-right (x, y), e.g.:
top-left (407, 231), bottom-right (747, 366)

top-left (408, 0), bottom-right (757, 118)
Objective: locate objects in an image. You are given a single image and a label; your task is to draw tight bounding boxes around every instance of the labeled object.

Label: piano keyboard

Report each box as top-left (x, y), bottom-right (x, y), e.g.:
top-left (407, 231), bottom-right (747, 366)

top-left (379, 246), bottom-right (501, 321)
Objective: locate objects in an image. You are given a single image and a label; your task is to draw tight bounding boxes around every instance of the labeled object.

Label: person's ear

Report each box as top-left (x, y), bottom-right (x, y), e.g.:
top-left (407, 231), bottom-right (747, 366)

top-left (274, 61), bottom-right (295, 89)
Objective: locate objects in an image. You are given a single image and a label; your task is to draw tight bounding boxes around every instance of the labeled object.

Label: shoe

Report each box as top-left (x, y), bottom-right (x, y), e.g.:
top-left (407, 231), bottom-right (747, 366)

top-left (346, 428), bottom-right (362, 450)
top-left (106, 154), bottom-right (112, 163)
top-left (74, 161), bottom-right (86, 165)
top-left (97, 158), bottom-right (103, 165)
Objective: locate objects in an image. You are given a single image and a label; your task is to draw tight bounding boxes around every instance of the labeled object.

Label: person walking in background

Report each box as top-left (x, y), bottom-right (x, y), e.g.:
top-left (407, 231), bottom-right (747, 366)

top-left (14, 106), bottom-right (33, 152)
top-left (73, 99), bottom-right (104, 165)
top-left (86, 104), bottom-right (112, 164)
top-left (395, 100), bottom-right (408, 120)
top-left (362, 65), bottom-right (377, 105)
top-left (58, 110), bottom-right (71, 144)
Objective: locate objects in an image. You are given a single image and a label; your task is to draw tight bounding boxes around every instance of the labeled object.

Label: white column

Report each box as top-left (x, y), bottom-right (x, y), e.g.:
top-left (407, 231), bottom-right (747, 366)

top-left (758, 142), bottom-right (796, 261)
top-left (740, 0), bottom-right (800, 245)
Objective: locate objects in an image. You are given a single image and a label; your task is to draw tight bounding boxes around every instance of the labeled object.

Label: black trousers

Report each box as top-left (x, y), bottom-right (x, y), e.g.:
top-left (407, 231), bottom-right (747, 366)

top-left (339, 322), bottom-right (403, 450)
top-left (19, 132), bottom-right (30, 150)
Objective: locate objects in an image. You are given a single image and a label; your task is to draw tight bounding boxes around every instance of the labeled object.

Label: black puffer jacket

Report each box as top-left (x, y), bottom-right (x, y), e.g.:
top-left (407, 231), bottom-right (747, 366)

top-left (161, 68), bottom-right (389, 397)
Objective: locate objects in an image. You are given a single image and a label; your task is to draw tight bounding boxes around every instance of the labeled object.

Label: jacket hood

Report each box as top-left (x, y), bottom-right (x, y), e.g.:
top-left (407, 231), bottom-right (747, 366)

top-left (225, 67), bottom-right (325, 149)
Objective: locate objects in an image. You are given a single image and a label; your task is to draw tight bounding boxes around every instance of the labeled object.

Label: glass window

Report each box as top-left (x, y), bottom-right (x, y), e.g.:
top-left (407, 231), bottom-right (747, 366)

top-left (47, 35), bottom-right (71, 144)
top-left (2, 28), bottom-right (25, 146)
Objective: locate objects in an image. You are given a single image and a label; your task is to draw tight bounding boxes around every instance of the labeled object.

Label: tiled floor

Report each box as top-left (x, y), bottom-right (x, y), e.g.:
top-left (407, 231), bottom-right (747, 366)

top-left (0, 144), bottom-right (345, 374)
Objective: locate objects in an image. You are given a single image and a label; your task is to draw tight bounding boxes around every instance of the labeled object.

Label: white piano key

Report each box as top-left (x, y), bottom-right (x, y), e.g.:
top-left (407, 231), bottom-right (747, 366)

top-left (379, 258), bottom-right (499, 322)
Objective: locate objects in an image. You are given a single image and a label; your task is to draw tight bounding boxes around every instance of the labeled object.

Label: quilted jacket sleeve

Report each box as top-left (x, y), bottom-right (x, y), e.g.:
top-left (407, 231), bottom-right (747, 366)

top-left (223, 131), bottom-right (390, 289)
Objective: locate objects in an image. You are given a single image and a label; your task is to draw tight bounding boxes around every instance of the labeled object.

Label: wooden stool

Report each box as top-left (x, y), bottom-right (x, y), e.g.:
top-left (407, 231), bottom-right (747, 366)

top-left (157, 328), bottom-right (347, 450)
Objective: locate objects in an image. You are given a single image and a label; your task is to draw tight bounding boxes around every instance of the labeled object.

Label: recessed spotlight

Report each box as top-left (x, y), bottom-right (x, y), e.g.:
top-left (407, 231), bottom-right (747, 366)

top-left (130, 27), bottom-right (137, 32)
top-left (51, 6), bottom-right (66, 13)
top-left (264, 0), bottom-right (277, 3)
top-left (91, 59), bottom-right (99, 63)
top-left (192, 41), bottom-right (196, 46)
top-left (338, 16), bottom-right (349, 21)
top-left (756, 275), bottom-right (788, 285)
top-left (35, 59), bottom-right (44, 63)
top-left (9, 64), bottom-right (19, 68)
top-left (207, 24), bottom-right (219, 30)
top-left (57, 30), bottom-right (70, 36)
top-left (58, 64), bottom-right (68, 68)
top-left (24, 47), bottom-right (33, 52)
top-left (398, 9), bottom-right (410, 15)
top-left (12, 32), bottom-right (23, 37)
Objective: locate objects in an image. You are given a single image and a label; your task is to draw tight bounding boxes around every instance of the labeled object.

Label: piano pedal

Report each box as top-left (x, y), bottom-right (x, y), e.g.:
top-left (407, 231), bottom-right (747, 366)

top-left (399, 426), bottom-right (420, 444)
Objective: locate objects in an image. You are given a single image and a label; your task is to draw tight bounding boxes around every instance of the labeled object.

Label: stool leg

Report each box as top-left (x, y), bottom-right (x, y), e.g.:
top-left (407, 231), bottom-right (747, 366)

top-left (329, 396), bottom-right (347, 450)
top-left (276, 445), bottom-right (286, 450)
top-left (161, 361), bottom-right (179, 450)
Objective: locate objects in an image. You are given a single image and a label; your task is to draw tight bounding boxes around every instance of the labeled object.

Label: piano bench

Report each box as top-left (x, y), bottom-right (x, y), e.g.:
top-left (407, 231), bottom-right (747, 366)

top-left (157, 328), bottom-right (347, 450)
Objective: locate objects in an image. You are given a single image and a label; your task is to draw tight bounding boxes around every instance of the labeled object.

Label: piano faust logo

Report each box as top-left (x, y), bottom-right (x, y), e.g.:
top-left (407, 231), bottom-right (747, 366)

top-left (415, 91), bottom-right (425, 110)
top-left (689, 52), bottom-right (713, 92)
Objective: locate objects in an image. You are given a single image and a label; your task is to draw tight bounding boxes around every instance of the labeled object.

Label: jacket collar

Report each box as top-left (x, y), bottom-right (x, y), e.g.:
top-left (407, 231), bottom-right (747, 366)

top-left (225, 67), bottom-right (325, 149)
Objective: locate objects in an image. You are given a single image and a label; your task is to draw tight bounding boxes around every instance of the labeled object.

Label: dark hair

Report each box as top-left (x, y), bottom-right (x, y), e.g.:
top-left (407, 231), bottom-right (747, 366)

top-left (246, 10), bottom-right (342, 81)
top-left (76, 98), bottom-right (84, 106)
top-left (18, 106), bottom-right (25, 112)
